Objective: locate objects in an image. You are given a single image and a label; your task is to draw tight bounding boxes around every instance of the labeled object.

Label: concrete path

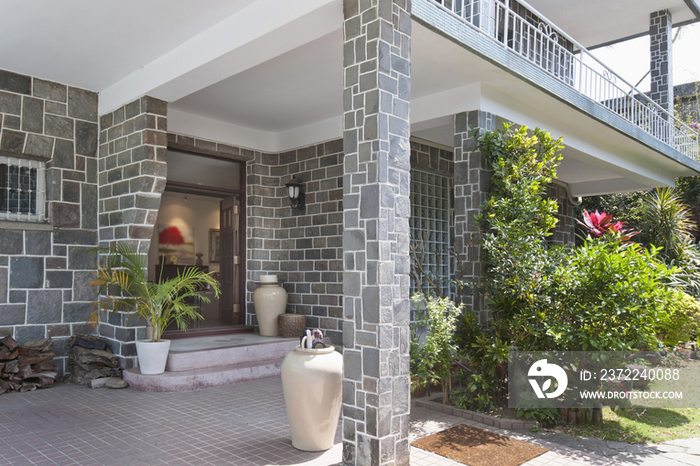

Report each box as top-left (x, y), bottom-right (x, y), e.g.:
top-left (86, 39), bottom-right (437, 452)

top-left (1, 376), bottom-right (699, 465)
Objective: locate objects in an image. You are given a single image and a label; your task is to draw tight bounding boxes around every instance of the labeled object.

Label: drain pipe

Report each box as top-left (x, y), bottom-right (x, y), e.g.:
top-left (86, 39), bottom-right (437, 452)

top-left (552, 180), bottom-right (582, 206)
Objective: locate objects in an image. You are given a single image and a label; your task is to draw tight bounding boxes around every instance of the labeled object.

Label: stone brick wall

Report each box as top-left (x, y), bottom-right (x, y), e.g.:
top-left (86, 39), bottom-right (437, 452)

top-left (96, 97), bottom-right (168, 367)
top-left (246, 140), bottom-right (344, 344)
top-left (453, 110), bottom-right (495, 321)
top-left (0, 69), bottom-right (99, 375)
top-left (546, 183), bottom-right (577, 247)
top-left (650, 10), bottom-right (673, 114)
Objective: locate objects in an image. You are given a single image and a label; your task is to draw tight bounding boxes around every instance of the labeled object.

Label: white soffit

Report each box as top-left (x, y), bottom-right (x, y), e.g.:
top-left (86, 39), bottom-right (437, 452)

top-left (527, 0), bottom-right (699, 48)
top-left (0, 0), bottom-right (258, 90)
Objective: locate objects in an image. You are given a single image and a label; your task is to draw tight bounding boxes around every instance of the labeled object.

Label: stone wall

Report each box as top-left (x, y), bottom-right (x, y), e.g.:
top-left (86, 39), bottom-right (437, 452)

top-left (0, 69), bottom-right (99, 375)
top-left (546, 183), bottom-right (577, 247)
top-left (650, 10), bottom-right (673, 114)
top-left (453, 110), bottom-right (495, 321)
top-left (96, 97), bottom-right (168, 367)
top-left (246, 140), bottom-right (344, 344)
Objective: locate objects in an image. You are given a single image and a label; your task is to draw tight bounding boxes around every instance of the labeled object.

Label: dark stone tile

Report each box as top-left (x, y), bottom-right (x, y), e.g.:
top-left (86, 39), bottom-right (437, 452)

top-left (0, 304), bottom-right (25, 325)
top-left (25, 293), bottom-right (60, 328)
top-left (46, 257), bottom-right (66, 269)
top-left (0, 70), bottom-right (30, 95)
top-left (9, 289), bottom-right (24, 304)
top-left (63, 302), bottom-right (92, 323)
top-left (0, 129), bottom-right (25, 154)
top-left (24, 134), bottom-right (54, 159)
top-left (51, 138), bottom-right (74, 169)
top-left (0, 230), bottom-right (22, 254)
top-left (125, 100), bottom-right (141, 120)
top-left (0, 90), bottom-right (21, 115)
top-left (68, 87), bottom-right (98, 122)
top-left (33, 78), bottom-right (67, 102)
top-left (73, 271), bottom-right (96, 302)
top-left (10, 257), bottom-right (43, 288)
top-left (15, 326), bottom-right (45, 344)
top-left (81, 184), bottom-right (97, 230)
top-left (62, 181), bottom-right (80, 203)
top-left (68, 246), bottom-right (96, 270)
top-left (45, 101), bottom-right (67, 116)
top-left (140, 96), bottom-right (167, 116)
top-left (47, 324), bottom-right (70, 337)
top-left (50, 203), bottom-right (80, 228)
top-left (21, 96), bottom-right (43, 133)
top-left (45, 114), bottom-right (74, 139)
top-left (75, 120), bottom-right (98, 156)
top-left (25, 230), bottom-right (51, 255)
top-left (4, 114), bottom-right (20, 130)
top-left (46, 271), bottom-right (72, 289)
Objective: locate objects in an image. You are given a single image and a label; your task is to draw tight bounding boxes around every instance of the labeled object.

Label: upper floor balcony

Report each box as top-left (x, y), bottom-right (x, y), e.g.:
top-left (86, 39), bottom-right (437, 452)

top-left (422, 0), bottom-right (698, 160)
top-left (411, 0), bottom-right (700, 195)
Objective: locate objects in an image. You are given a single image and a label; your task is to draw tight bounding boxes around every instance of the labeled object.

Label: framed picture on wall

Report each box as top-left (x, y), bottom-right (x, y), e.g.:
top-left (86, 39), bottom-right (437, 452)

top-left (157, 223), bottom-right (195, 264)
top-left (209, 229), bottom-right (220, 263)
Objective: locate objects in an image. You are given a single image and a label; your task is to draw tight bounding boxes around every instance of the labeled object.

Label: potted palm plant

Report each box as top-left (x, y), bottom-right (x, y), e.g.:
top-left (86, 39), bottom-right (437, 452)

top-left (87, 243), bottom-right (221, 374)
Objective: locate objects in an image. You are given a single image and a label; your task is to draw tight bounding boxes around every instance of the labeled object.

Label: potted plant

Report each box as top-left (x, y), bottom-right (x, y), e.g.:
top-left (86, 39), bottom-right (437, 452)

top-left (87, 243), bottom-right (221, 374)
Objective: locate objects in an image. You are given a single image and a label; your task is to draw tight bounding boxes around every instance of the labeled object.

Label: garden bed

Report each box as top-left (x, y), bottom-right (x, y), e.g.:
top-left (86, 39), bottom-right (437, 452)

top-left (414, 395), bottom-right (539, 431)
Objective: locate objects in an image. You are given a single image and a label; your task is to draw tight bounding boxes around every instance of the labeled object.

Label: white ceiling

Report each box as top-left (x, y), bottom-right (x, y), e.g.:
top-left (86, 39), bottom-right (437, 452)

top-left (527, 0), bottom-right (699, 48)
top-left (0, 0), bottom-right (257, 91)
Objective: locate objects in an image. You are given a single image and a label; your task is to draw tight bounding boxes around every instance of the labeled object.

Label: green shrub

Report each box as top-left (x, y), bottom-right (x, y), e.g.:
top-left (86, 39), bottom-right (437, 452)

top-left (411, 293), bottom-right (462, 404)
top-left (657, 292), bottom-right (700, 346)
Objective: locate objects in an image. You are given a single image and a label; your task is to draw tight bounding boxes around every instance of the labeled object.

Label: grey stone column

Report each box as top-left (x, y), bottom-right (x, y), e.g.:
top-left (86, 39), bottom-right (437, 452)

top-left (97, 96), bottom-right (168, 367)
top-left (342, 1), bottom-right (412, 465)
top-left (650, 10), bottom-right (673, 114)
top-left (453, 111), bottom-right (493, 322)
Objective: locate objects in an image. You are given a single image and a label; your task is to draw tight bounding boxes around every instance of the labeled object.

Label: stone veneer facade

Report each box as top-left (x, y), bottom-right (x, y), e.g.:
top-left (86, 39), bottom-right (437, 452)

top-left (649, 10), bottom-right (674, 114)
top-left (0, 69), bottom-right (99, 375)
top-left (342, 0), bottom-right (412, 464)
top-left (95, 97), bottom-right (169, 367)
top-left (246, 140), bottom-right (345, 344)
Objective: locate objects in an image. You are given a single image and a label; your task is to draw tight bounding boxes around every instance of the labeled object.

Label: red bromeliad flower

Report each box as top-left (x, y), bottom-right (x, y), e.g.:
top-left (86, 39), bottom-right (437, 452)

top-left (159, 226), bottom-right (185, 245)
top-left (577, 210), bottom-right (639, 241)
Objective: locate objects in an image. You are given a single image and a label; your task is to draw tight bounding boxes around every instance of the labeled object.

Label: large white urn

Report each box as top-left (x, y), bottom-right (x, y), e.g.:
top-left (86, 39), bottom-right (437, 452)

top-left (253, 275), bottom-right (288, 336)
top-left (281, 341), bottom-right (343, 451)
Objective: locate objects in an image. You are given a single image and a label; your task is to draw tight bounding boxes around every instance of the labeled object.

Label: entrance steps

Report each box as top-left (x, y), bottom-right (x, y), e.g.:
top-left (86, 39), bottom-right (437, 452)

top-left (123, 333), bottom-right (299, 392)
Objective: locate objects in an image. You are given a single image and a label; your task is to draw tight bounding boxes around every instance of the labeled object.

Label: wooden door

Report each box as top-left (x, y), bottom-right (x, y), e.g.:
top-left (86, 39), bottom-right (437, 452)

top-left (220, 196), bottom-right (242, 325)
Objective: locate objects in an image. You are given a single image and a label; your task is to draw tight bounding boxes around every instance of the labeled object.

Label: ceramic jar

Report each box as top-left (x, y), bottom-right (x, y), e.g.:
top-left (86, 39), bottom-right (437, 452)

top-left (253, 275), bottom-right (288, 336)
top-left (281, 342), bottom-right (343, 451)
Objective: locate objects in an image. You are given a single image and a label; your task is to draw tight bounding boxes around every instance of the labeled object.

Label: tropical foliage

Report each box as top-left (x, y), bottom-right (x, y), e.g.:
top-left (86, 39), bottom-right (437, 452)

top-left (88, 243), bottom-right (221, 342)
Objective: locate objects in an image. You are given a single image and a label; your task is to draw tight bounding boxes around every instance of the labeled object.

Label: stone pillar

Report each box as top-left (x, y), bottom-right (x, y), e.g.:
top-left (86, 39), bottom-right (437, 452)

top-left (97, 96), bottom-right (168, 367)
top-left (453, 111), bottom-right (493, 322)
top-left (650, 10), bottom-right (673, 114)
top-left (342, 0), bottom-right (412, 465)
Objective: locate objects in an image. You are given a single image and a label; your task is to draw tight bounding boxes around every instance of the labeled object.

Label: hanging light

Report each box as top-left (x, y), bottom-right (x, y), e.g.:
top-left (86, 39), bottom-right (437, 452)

top-left (285, 176), bottom-right (305, 212)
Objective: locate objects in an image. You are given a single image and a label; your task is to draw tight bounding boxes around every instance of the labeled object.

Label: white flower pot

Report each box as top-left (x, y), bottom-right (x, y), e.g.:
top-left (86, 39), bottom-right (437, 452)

top-left (135, 340), bottom-right (171, 375)
top-left (253, 276), bottom-right (288, 336)
top-left (281, 344), bottom-right (343, 451)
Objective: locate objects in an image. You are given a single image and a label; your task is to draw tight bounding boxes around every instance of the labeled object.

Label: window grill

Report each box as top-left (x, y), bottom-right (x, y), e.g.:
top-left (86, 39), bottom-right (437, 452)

top-left (410, 169), bottom-right (452, 298)
top-left (0, 156), bottom-right (46, 222)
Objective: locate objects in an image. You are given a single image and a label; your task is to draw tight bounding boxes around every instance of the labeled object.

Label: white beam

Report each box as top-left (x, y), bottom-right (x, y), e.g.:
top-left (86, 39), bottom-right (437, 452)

top-left (99, 0), bottom-right (341, 114)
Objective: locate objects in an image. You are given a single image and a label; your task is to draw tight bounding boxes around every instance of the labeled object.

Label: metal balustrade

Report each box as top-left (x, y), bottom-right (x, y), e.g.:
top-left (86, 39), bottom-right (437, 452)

top-left (432, 0), bottom-right (700, 160)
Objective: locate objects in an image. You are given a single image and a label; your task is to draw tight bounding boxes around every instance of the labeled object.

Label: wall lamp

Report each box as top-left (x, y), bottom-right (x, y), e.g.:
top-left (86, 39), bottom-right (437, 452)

top-left (285, 176), bottom-right (305, 212)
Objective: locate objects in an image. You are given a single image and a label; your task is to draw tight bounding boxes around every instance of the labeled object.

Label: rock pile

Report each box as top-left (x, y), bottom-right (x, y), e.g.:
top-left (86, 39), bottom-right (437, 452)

top-left (66, 334), bottom-right (121, 386)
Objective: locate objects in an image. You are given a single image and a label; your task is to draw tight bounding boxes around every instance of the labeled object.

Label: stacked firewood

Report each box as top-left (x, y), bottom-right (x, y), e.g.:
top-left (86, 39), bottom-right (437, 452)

top-left (0, 336), bottom-right (57, 394)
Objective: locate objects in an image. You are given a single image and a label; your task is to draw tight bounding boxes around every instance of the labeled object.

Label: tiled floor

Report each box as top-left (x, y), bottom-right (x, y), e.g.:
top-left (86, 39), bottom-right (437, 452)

top-left (2, 376), bottom-right (700, 466)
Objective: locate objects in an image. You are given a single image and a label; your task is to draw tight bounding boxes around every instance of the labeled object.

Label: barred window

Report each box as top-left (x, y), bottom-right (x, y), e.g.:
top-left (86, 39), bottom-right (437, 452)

top-left (0, 156), bottom-right (46, 222)
top-left (410, 169), bottom-right (452, 298)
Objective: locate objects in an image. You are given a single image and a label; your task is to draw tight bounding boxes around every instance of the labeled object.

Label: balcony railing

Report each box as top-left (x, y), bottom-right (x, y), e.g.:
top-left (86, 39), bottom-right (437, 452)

top-left (431, 0), bottom-right (700, 160)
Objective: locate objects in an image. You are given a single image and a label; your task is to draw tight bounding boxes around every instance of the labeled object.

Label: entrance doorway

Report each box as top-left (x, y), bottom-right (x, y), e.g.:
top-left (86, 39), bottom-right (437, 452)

top-left (148, 149), bottom-right (246, 336)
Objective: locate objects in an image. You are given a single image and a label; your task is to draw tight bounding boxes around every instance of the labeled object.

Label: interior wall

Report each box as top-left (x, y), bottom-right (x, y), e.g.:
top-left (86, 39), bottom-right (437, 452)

top-left (147, 191), bottom-right (221, 281)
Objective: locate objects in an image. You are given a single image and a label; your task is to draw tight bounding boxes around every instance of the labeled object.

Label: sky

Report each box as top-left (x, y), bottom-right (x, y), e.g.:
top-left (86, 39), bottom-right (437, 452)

top-left (590, 22), bottom-right (700, 92)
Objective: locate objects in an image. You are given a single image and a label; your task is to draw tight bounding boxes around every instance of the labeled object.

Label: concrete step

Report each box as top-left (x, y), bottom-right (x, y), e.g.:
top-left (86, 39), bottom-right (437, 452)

top-left (123, 358), bottom-right (284, 392)
top-left (166, 337), bottom-right (298, 372)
